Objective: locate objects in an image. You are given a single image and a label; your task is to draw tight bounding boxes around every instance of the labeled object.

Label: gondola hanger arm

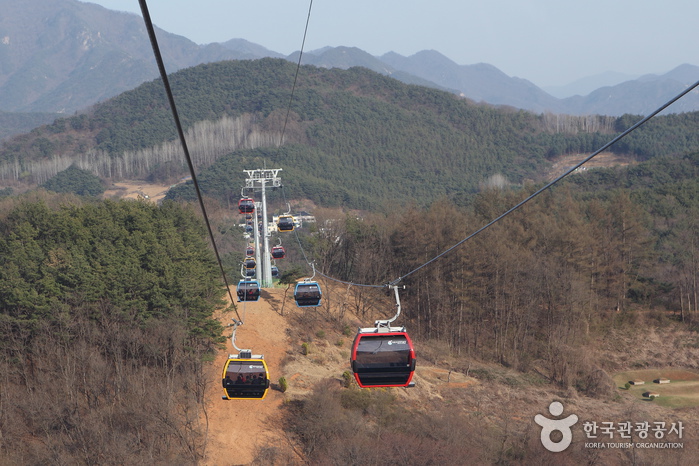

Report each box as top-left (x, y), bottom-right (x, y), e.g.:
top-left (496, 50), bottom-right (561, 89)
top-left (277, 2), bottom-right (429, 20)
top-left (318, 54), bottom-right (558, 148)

top-left (229, 318), bottom-right (243, 352)
top-left (375, 284), bottom-right (405, 329)
top-left (303, 262), bottom-right (317, 281)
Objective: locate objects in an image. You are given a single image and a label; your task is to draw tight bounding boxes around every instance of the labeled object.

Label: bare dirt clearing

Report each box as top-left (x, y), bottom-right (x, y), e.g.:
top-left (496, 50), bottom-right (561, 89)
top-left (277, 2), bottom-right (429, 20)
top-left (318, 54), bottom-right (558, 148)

top-left (547, 151), bottom-right (637, 180)
top-left (103, 181), bottom-right (173, 202)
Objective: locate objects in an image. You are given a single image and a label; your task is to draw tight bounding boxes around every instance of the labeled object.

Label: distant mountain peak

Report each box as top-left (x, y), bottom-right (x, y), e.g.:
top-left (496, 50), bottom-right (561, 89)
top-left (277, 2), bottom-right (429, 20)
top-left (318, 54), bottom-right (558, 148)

top-left (1, 0), bottom-right (697, 138)
top-left (219, 38), bottom-right (284, 58)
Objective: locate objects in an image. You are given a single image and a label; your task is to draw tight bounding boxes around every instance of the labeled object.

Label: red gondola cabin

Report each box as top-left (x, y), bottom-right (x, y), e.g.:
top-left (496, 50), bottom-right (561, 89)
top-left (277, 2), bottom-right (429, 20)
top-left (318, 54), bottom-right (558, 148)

top-left (350, 329), bottom-right (416, 388)
top-left (271, 245), bottom-right (286, 259)
top-left (238, 198), bottom-right (255, 214)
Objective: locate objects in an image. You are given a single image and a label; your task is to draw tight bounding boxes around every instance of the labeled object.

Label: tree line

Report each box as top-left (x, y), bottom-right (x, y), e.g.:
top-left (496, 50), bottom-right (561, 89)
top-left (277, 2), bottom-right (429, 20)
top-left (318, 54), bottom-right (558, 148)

top-left (307, 151), bottom-right (699, 391)
top-left (2, 59), bottom-right (699, 209)
top-left (0, 114), bottom-right (280, 185)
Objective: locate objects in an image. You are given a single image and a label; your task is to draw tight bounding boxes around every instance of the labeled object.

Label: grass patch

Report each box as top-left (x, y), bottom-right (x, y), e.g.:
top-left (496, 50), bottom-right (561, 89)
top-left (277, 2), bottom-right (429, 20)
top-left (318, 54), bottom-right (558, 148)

top-left (613, 368), bottom-right (699, 408)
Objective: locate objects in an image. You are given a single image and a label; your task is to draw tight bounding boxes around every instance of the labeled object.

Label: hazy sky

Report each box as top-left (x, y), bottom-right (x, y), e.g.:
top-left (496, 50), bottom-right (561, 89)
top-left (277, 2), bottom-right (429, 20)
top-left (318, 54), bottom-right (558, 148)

top-left (85, 0), bottom-right (697, 88)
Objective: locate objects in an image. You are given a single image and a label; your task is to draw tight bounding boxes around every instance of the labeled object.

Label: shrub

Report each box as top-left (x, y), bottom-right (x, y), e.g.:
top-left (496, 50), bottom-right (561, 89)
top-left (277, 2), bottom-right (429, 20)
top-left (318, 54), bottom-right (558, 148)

top-left (342, 371), bottom-right (353, 388)
top-left (340, 388), bottom-right (373, 411)
top-left (279, 376), bottom-right (288, 393)
top-left (41, 164), bottom-right (105, 197)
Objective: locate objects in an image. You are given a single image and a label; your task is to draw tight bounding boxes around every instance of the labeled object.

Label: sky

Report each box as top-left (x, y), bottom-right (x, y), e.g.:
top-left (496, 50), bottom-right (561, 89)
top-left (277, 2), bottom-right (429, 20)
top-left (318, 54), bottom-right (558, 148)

top-left (85, 0), bottom-right (697, 88)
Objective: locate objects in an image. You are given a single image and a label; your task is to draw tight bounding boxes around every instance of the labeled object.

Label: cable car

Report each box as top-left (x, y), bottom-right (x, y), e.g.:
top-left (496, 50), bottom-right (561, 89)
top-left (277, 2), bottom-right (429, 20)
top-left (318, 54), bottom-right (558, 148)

top-left (244, 257), bottom-right (256, 269)
top-left (271, 265), bottom-right (280, 278)
top-left (277, 215), bottom-right (295, 232)
top-left (238, 198), bottom-right (255, 214)
top-left (236, 279), bottom-right (260, 302)
top-left (222, 351), bottom-right (270, 400)
top-left (294, 281), bottom-right (322, 307)
top-left (245, 268), bottom-right (256, 277)
top-left (351, 329), bottom-right (416, 388)
top-left (271, 245), bottom-right (286, 259)
top-left (246, 245), bottom-right (255, 256)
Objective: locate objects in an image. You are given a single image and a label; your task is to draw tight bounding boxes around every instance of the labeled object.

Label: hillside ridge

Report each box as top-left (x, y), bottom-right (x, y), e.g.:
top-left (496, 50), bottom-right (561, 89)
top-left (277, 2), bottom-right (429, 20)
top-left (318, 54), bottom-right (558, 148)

top-left (2, 0), bottom-right (698, 141)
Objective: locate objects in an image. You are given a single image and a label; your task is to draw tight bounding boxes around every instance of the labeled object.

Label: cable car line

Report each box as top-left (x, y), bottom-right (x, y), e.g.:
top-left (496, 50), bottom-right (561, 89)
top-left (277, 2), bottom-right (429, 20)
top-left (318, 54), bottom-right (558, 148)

top-left (277, 0), bottom-right (314, 149)
top-left (237, 0), bottom-right (312, 290)
top-left (280, 185), bottom-right (312, 265)
top-left (222, 319), bottom-right (271, 400)
top-left (350, 285), bottom-right (416, 388)
top-left (140, 0), bottom-right (316, 399)
top-left (281, 78), bottom-right (699, 292)
top-left (315, 269), bottom-right (384, 289)
top-left (140, 0), bottom-right (698, 395)
top-left (388, 78), bottom-right (699, 287)
top-left (277, 77), bottom-right (696, 389)
top-left (138, 0), bottom-right (242, 322)
top-left (291, 263), bottom-right (322, 307)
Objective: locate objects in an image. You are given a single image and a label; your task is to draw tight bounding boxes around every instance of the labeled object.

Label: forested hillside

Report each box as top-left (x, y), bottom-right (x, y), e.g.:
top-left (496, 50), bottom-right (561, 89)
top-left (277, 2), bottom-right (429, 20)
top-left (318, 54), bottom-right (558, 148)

top-left (0, 194), bottom-right (226, 463)
top-left (294, 150), bottom-right (699, 390)
top-left (275, 148), bottom-right (699, 463)
top-left (0, 110), bottom-right (60, 141)
top-left (0, 56), bottom-right (698, 462)
top-left (2, 58), bottom-right (699, 209)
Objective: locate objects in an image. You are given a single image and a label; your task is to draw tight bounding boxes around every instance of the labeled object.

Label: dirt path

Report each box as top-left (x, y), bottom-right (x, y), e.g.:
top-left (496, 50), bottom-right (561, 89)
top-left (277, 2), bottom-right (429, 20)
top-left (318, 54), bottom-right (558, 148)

top-left (200, 280), bottom-right (483, 465)
top-left (202, 287), bottom-right (295, 466)
top-left (101, 182), bottom-right (477, 463)
top-left (101, 181), bottom-right (297, 463)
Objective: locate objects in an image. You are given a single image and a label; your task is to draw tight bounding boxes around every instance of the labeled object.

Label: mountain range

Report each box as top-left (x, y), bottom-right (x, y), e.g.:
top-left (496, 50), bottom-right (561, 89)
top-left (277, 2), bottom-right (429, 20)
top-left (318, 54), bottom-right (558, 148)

top-left (0, 0), bottom-right (697, 140)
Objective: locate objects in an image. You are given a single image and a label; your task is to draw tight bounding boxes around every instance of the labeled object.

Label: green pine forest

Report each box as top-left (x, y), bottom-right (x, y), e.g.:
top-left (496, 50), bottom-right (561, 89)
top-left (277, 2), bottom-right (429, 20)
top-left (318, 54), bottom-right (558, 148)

top-left (3, 59), bottom-right (699, 206)
top-left (0, 58), bottom-right (699, 462)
